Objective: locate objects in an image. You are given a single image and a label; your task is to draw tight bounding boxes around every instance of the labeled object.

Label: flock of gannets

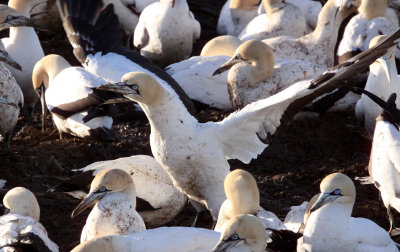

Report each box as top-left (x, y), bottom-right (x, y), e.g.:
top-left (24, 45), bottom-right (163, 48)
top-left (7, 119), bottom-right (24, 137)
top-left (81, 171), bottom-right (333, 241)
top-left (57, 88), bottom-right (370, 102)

top-left (2, 0), bottom-right (400, 251)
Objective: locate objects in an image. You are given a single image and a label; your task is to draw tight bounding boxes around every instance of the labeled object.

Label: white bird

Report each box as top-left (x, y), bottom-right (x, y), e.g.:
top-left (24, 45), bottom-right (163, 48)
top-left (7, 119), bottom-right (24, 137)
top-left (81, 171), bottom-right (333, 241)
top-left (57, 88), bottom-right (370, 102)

top-left (72, 169), bottom-right (146, 243)
top-left (125, 0), bottom-right (158, 13)
top-left (1, 0), bottom-right (45, 118)
top-left (215, 169), bottom-right (285, 233)
top-left (32, 54), bottom-right (125, 140)
top-left (103, 0), bottom-right (139, 36)
top-left (0, 187), bottom-right (59, 252)
top-left (213, 39), bottom-right (324, 109)
top-left (96, 31), bottom-right (399, 223)
top-left (239, 0), bottom-right (307, 42)
top-left (133, 0), bottom-right (201, 67)
top-left (337, 0), bottom-right (399, 63)
top-left (217, 0), bottom-right (261, 36)
top-left (262, 0), bottom-right (360, 68)
top-left (57, 0), bottom-right (196, 115)
top-left (70, 214), bottom-right (266, 252)
top-left (200, 35), bottom-right (242, 57)
top-left (356, 35), bottom-right (400, 138)
top-left (299, 173), bottom-right (398, 252)
top-left (68, 154), bottom-right (187, 228)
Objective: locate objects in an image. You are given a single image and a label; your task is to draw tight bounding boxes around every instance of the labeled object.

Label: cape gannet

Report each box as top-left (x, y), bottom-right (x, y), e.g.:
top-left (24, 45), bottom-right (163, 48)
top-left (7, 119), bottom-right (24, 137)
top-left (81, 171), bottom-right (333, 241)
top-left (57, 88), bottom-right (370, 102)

top-left (0, 187), bottom-right (59, 252)
top-left (1, 0), bottom-right (45, 119)
top-left (239, 0), bottom-right (307, 42)
top-left (262, 0), bottom-right (360, 67)
top-left (72, 169), bottom-right (146, 243)
top-left (337, 0), bottom-right (399, 63)
top-left (215, 169), bottom-right (285, 233)
top-left (213, 39), bottom-right (324, 109)
top-left (133, 0), bottom-right (201, 67)
top-left (200, 35), bottom-right (242, 57)
top-left (70, 214), bottom-right (265, 252)
top-left (103, 0), bottom-right (138, 36)
top-left (356, 35), bottom-right (400, 138)
top-left (57, 0), bottom-right (196, 115)
top-left (354, 89), bottom-right (400, 234)
top-left (300, 173), bottom-right (398, 251)
top-left (32, 54), bottom-right (125, 140)
top-left (63, 155), bottom-right (187, 228)
top-left (96, 31), bottom-right (400, 223)
top-left (217, 0), bottom-right (261, 36)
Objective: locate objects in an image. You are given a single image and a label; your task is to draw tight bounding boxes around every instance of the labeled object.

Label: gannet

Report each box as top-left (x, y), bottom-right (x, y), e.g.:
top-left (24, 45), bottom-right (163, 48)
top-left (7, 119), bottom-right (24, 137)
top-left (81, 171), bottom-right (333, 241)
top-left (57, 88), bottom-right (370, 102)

top-left (300, 173), bottom-right (398, 252)
top-left (354, 89), bottom-right (400, 233)
top-left (70, 214), bottom-right (265, 252)
top-left (200, 35), bottom-right (242, 57)
top-left (1, 0), bottom-right (45, 118)
top-left (67, 155), bottom-right (187, 228)
top-left (96, 31), bottom-right (400, 222)
top-left (215, 169), bottom-right (285, 232)
top-left (356, 35), bottom-right (400, 138)
top-left (217, 0), bottom-right (261, 36)
top-left (127, 0), bottom-right (158, 13)
top-left (133, 0), bottom-right (201, 67)
top-left (239, 0), bottom-right (307, 42)
top-left (0, 187), bottom-right (59, 252)
top-left (103, 0), bottom-right (138, 36)
top-left (262, 0), bottom-right (360, 68)
top-left (213, 39), bottom-right (324, 109)
top-left (72, 169), bottom-right (146, 243)
top-left (338, 0), bottom-right (399, 63)
top-left (32, 54), bottom-right (125, 140)
top-left (57, 0), bottom-right (196, 115)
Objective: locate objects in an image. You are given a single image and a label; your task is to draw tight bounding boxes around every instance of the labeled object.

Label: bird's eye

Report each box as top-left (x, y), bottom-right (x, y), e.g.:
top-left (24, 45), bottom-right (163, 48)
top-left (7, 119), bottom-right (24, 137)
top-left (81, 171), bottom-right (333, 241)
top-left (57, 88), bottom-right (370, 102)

top-left (6, 15), bottom-right (13, 21)
top-left (234, 54), bottom-right (242, 60)
top-left (97, 186), bottom-right (107, 193)
top-left (231, 234), bottom-right (240, 240)
top-left (331, 189), bottom-right (342, 195)
top-left (130, 85), bottom-right (139, 91)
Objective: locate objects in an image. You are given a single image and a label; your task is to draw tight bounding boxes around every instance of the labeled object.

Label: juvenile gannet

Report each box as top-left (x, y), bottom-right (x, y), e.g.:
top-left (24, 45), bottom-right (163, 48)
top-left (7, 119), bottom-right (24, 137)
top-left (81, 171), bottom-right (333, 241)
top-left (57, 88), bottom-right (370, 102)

top-left (215, 169), bottom-right (285, 232)
top-left (354, 89), bottom-right (400, 233)
top-left (71, 214), bottom-right (265, 252)
top-left (133, 0), bottom-right (201, 67)
top-left (103, 0), bottom-right (138, 36)
top-left (72, 169), bottom-right (146, 243)
top-left (200, 35), bottom-right (242, 57)
top-left (0, 187), bottom-right (59, 252)
top-left (57, 0), bottom-right (196, 115)
top-left (213, 39), bottom-right (324, 109)
top-left (356, 35), bottom-right (400, 138)
top-left (2, 0), bottom-right (45, 118)
top-left (338, 0), bottom-right (399, 63)
top-left (96, 32), bottom-right (399, 222)
top-left (300, 173), bottom-right (398, 251)
top-left (67, 155), bottom-right (187, 228)
top-left (32, 54), bottom-right (125, 140)
top-left (262, 0), bottom-right (360, 67)
top-left (239, 0), bottom-right (307, 42)
top-left (217, 0), bottom-right (261, 36)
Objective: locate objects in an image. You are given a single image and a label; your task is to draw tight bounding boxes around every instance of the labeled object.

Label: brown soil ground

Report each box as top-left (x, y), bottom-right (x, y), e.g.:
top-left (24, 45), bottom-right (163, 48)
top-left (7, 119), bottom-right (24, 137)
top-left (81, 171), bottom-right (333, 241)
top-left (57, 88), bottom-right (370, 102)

top-left (1, 0), bottom-right (399, 251)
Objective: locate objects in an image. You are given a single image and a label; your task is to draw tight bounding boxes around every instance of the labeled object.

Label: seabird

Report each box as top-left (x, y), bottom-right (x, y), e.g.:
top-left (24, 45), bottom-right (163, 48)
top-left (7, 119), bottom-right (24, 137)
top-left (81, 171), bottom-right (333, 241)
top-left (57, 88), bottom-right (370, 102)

top-left (300, 173), bottom-right (398, 251)
top-left (96, 31), bottom-right (400, 223)
top-left (65, 154), bottom-right (187, 228)
top-left (32, 54), bottom-right (124, 140)
top-left (72, 169), bottom-right (146, 243)
top-left (239, 0), bottom-right (307, 42)
top-left (356, 35), bottom-right (400, 138)
top-left (337, 0), bottom-right (399, 63)
top-left (200, 35), bottom-right (242, 57)
top-left (133, 0), bottom-right (201, 67)
top-left (56, 0), bottom-right (196, 115)
top-left (262, 0), bottom-right (360, 68)
top-left (217, 0), bottom-right (261, 36)
top-left (215, 169), bottom-right (285, 232)
top-left (1, 0), bottom-right (45, 119)
top-left (103, 0), bottom-right (139, 36)
top-left (0, 187), bottom-right (59, 252)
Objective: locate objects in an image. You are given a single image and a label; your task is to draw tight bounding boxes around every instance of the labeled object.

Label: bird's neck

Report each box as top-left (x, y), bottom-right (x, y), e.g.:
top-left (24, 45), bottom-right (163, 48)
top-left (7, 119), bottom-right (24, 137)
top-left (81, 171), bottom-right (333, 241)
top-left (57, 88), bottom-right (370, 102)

top-left (308, 203), bottom-right (352, 230)
top-left (8, 0), bottom-right (32, 17)
top-left (359, 0), bottom-right (388, 20)
top-left (99, 188), bottom-right (137, 208)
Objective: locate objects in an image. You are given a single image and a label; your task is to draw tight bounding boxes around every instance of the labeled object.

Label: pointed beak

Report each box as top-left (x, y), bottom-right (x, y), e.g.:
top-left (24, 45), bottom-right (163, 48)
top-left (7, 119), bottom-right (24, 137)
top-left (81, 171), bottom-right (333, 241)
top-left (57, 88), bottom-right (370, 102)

top-left (71, 192), bottom-right (106, 218)
top-left (97, 82), bottom-right (139, 95)
top-left (377, 56), bottom-right (392, 83)
top-left (212, 56), bottom-right (246, 76)
top-left (310, 192), bottom-right (340, 213)
top-left (0, 15), bottom-right (39, 31)
top-left (0, 50), bottom-right (21, 71)
top-left (212, 239), bottom-right (242, 252)
top-left (37, 85), bottom-right (47, 130)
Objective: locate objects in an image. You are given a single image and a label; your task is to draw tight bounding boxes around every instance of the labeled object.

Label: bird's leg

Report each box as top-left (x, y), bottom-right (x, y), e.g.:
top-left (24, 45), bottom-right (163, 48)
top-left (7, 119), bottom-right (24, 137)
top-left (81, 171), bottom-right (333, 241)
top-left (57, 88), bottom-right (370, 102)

top-left (191, 210), bottom-right (203, 227)
top-left (211, 220), bottom-right (217, 230)
top-left (58, 131), bottom-right (63, 140)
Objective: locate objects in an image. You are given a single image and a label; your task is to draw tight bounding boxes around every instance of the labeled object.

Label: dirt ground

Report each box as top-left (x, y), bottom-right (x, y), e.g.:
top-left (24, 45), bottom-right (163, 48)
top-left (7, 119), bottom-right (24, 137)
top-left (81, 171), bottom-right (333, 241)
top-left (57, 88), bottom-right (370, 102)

top-left (1, 0), bottom-right (399, 251)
